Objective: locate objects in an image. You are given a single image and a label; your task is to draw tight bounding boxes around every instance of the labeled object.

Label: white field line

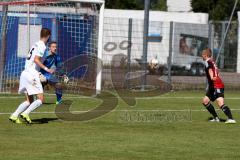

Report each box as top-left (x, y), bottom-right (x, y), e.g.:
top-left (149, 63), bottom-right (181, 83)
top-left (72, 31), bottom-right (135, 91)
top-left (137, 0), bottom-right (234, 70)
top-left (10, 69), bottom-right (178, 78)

top-left (1, 96), bottom-right (240, 100)
top-left (1, 109), bottom-right (240, 115)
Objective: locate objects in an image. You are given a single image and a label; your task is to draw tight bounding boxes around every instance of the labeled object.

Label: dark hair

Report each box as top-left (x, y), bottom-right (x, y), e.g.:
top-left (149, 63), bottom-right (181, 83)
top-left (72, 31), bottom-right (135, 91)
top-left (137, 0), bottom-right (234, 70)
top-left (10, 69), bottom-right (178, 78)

top-left (49, 41), bottom-right (57, 47)
top-left (40, 28), bottom-right (51, 38)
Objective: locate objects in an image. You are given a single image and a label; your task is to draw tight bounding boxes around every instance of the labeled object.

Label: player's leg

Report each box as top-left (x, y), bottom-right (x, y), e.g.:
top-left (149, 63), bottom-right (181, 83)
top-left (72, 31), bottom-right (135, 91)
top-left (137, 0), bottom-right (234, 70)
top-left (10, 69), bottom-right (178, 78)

top-left (20, 93), bottom-right (44, 124)
top-left (9, 71), bottom-right (33, 123)
top-left (9, 94), bottom-right (32, 123)
top-left (216, 97), bottom-right (236, 124)
top-left (202, 96), bottom-right (219, 122)
top-left (10, 94), bottom-right (33, 117)
top-left (55, 82), bottom-right (63, 104)
top-left (202, 88), bottom-right (219, 121)
top-left (41, 81), bottom-right (48, 104)
top-left (22, 93), bottom-right (44, 115)
top-left (48, 75), bottom-right (63, 104)
top-left (20, 73), bottom-right (44, 124)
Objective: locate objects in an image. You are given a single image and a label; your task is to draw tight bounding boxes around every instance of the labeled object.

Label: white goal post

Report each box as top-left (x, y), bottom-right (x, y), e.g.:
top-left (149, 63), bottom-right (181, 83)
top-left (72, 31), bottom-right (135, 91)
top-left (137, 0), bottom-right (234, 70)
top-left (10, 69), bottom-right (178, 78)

top-left (0, 0), bottom-right (105, 94)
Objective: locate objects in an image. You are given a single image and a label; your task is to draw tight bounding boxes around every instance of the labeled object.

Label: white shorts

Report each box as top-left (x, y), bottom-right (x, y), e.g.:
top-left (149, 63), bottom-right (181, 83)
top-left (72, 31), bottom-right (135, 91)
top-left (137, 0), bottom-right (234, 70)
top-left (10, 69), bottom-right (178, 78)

top-left (18, 70), bottom-right (43, 95)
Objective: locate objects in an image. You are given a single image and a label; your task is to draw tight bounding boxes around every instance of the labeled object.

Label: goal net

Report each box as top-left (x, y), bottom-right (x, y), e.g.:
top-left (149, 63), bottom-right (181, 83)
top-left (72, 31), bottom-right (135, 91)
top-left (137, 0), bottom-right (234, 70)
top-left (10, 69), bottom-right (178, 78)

top-left (0, 0), bottom-right (104, 95)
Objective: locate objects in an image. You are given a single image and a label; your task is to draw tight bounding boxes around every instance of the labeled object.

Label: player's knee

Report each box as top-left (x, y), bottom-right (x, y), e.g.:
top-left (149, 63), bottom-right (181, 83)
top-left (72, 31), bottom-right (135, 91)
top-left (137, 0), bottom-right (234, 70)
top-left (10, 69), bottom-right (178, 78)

top-left (202, 98), bottom-right (209, 106)
top-left (37, 98), bottom-right (43, 104)
top-left (24, 101), bottom-right (31, 106)
top-left (40, 97), bottom-right (44, 103)
top-left (216, 98), bottom-right (224, 107)
top-left (37, 94), bottom-right (44, 103)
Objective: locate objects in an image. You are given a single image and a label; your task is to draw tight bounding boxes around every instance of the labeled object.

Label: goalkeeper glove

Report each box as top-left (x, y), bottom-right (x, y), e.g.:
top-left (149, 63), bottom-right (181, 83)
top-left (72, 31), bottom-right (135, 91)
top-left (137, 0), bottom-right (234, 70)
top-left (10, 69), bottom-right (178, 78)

top-left (39, 72), bottom-right (47, 83)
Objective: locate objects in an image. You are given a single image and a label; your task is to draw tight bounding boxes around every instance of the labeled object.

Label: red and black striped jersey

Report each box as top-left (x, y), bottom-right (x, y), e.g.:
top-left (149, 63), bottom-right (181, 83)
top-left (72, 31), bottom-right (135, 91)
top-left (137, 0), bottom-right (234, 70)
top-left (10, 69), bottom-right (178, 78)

top-left (204, 58), bottom-right (224, 89)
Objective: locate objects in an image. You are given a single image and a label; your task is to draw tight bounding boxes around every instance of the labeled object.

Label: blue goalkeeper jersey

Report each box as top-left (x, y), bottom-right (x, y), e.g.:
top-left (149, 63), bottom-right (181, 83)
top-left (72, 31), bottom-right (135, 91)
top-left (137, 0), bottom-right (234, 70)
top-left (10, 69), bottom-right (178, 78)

top-left (40, 52), bottom-right (64, 79)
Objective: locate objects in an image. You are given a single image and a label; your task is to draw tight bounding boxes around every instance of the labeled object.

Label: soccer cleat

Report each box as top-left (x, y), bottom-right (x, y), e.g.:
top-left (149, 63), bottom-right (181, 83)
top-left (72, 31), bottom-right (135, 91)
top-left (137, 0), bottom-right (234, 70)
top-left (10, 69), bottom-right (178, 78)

top-left (209, 117), bottom-right (220, 122)
top-left (225, 119), bottom-right (236, 124)
top-left (56, 99), bottom-right (62, 105)
top-left (9, 115), bottom-right (22, 124)
top-left (20, 113), bottom-right (32, 124)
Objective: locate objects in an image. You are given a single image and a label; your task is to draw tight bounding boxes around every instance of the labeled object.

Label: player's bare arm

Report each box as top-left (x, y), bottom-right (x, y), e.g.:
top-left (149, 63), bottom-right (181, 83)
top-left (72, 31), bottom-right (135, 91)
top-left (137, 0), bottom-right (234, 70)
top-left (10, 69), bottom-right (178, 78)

top-left (208, 68), bottom-right (217, 81)
top-left (34, 55), bottom-right (55, 74)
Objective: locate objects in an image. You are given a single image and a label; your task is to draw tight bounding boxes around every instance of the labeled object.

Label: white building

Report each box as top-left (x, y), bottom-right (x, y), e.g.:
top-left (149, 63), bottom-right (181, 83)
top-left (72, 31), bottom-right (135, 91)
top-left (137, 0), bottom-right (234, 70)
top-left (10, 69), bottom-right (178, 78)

top-left (167, 0), bottom-right (192, 12)
top-left (103, 9), bottom-right (209, 69)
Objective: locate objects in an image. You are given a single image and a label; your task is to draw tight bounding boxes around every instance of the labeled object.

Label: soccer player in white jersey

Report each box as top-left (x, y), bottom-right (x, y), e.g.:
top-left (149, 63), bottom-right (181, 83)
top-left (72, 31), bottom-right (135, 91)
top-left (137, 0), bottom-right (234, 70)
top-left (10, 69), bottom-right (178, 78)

top-left (9, 28), bottom-right (53, 124)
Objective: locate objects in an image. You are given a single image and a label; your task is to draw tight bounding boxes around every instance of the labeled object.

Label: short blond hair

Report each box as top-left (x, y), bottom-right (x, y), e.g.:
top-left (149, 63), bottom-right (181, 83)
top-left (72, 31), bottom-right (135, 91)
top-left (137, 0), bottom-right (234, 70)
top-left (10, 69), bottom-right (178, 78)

top-left (202, 48), bottom-right (212, 57)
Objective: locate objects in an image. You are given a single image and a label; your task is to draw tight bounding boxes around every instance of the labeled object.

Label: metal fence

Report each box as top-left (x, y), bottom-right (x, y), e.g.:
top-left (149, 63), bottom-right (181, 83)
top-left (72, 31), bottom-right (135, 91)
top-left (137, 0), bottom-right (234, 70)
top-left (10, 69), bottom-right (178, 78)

top-left (102, 17), bottom-right (240, 91)
top-left (0, 14), bottom-right (239, 94)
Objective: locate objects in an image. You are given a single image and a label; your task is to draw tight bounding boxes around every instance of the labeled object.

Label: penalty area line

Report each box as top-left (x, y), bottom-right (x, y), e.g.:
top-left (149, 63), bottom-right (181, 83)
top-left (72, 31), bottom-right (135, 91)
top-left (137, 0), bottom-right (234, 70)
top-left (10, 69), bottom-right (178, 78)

top-left (1, 109), bottom-right (240, 115)
top-left (1, 96), bottom-right (240, 100)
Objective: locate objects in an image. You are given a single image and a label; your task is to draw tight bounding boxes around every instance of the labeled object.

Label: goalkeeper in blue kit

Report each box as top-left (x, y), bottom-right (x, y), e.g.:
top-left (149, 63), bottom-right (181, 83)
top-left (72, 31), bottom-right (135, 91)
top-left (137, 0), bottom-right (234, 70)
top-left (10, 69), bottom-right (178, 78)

top-left (40, 41), bottom-right (68, 104)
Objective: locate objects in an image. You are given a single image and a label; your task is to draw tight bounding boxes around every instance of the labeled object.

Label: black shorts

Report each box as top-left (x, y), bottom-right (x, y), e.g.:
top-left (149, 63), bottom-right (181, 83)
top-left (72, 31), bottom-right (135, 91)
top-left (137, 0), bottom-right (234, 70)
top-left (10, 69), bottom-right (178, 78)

top-left (206, 88), bottom-right (224, 101)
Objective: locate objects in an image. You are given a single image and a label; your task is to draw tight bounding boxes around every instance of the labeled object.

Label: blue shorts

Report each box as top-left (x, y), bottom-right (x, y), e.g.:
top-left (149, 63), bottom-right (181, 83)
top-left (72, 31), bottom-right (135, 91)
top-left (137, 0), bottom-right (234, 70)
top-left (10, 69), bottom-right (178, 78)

top-left (44, 73), bottom-right (60, 85)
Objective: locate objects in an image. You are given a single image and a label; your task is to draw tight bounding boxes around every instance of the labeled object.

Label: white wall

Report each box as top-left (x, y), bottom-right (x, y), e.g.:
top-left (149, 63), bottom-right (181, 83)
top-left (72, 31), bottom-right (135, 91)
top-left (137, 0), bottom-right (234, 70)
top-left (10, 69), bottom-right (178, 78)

top-left (167, 0), bottom-right (192, 12)
top-left (104, 9), bottom-right (208, 24)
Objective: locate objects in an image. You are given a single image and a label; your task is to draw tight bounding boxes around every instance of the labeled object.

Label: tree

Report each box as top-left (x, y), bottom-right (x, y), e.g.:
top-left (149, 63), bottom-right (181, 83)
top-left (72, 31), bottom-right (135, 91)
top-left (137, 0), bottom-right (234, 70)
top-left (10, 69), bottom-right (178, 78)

top-left (105, 0), bottom-right (167, 11)
top-left (151, 0), bottom-right (167, 11)
top-left (192, 0), bottom-right (240, 21)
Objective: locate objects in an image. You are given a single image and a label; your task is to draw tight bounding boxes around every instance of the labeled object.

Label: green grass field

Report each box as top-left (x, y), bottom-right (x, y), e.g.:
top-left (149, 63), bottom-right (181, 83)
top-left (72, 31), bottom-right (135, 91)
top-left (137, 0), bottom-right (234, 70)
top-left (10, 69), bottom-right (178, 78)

top-left (0, 91), bottom-right (240, 160)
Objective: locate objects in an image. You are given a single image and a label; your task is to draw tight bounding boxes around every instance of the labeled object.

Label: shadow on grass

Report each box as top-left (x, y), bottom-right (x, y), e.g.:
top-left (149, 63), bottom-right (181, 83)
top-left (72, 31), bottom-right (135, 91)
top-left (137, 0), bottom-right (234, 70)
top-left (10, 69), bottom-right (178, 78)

top-left (208, 117), bottom-right (226, 122)
top-left (43, 102), bottom-right (56, 105)
top-left (31, 118), bottom-right (60, 124)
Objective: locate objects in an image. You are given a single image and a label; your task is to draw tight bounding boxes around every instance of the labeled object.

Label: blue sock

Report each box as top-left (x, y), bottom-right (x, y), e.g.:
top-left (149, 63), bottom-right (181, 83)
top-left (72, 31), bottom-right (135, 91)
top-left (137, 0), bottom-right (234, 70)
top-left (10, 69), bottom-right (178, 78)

top-left (56, 88), bottom-right (62, 102)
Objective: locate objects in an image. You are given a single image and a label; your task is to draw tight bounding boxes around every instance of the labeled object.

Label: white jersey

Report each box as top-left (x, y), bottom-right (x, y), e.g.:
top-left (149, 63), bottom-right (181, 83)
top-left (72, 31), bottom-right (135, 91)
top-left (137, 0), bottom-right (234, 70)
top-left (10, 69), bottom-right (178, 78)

top-left (24, 40), bottom-right (46, 73)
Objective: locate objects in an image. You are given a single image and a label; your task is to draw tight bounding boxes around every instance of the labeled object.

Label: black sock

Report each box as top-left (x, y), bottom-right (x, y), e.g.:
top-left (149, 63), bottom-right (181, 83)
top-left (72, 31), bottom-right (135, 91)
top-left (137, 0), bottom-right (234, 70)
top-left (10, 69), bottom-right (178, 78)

top-left (221, 105), bottom-right (233, 119)
top-left (203, 102), bottom-right (218, 118)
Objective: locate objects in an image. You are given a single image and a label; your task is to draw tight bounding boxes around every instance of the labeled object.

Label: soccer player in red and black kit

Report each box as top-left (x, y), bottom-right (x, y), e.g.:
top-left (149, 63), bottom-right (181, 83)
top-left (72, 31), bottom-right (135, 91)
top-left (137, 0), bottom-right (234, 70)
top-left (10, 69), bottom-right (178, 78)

top-left (202, 48), bottom-right (236, 124)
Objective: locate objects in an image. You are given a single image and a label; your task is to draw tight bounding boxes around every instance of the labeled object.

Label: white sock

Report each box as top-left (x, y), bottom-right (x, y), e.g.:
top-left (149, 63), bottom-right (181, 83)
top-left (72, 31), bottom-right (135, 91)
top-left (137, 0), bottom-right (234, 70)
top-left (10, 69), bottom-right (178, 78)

top-left (22, 99), bottom-right (42, 115)
top-left (12, 101), bottom-right (30, 117)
